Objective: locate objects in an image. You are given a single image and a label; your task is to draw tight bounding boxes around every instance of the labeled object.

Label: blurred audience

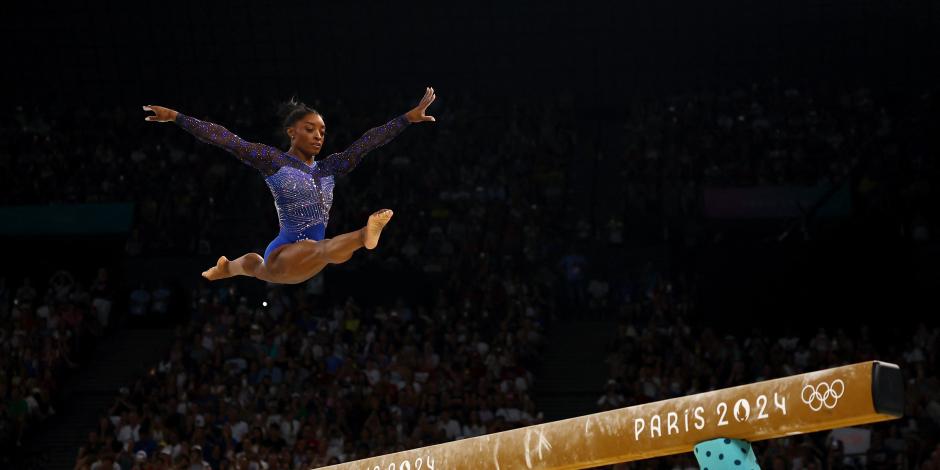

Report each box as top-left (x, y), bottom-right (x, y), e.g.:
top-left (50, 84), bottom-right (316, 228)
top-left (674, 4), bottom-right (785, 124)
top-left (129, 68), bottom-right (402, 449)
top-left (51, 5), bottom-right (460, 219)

top-left (73, 277), bottom-right (548, 469)
top-left (1, 80), bottom-right (937, 469)
top-left (1, 269), bottom-right (113, 451)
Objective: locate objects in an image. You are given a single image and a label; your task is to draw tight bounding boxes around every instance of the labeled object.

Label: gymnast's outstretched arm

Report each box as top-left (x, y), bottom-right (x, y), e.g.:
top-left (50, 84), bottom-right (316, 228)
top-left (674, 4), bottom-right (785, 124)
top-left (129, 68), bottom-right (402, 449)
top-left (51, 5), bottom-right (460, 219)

top-left (315, 115), bottom-right (410, 177)
top-left (316, 87), bottom-right (438, 177)
top-left (143, 105), bottom-right (282, 176)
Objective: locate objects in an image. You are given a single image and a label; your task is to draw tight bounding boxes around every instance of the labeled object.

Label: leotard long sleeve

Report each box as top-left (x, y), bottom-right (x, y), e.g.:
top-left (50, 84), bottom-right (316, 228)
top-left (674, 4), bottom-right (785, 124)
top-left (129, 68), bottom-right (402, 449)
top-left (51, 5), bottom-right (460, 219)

top-left (174, 113), bottom-right (409, 241)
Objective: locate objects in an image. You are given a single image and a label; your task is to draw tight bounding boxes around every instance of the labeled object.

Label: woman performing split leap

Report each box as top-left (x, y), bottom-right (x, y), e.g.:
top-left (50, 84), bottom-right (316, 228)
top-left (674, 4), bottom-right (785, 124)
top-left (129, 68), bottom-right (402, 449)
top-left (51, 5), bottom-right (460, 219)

top-left (143, 87), bottom-right (436, 284)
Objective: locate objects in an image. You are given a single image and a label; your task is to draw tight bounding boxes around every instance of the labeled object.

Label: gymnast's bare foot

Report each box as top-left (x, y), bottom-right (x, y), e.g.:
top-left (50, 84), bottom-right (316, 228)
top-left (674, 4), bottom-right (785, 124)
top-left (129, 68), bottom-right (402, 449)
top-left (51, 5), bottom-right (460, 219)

top-left (363, 209), bottom-right (394, 250)
top-left (202, 256), bottom-right (232, 281)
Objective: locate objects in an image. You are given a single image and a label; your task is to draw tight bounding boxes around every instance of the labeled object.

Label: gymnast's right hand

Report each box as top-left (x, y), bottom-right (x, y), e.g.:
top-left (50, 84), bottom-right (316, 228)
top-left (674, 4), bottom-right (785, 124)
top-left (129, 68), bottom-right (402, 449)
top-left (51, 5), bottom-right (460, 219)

top-left (143, 105), bottom-right (179, 122)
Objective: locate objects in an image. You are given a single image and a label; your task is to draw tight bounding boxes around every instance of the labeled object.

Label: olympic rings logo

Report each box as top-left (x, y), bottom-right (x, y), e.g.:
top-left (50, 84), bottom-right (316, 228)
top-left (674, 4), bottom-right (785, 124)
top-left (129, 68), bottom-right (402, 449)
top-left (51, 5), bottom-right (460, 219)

top-left (801, 379), bottom-right (845, 411)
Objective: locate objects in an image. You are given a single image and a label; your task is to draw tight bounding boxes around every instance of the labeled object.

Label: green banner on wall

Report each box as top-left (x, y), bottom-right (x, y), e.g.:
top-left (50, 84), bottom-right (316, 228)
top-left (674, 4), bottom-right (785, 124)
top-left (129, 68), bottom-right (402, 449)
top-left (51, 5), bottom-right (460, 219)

top-left (0, 203), bottom-right (133, 235)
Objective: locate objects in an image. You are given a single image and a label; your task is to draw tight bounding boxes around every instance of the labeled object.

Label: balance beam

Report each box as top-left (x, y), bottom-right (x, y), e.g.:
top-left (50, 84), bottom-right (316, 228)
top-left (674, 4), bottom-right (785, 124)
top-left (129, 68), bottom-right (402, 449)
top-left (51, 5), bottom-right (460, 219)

top-left (316, 361), bottom-right (903, 470)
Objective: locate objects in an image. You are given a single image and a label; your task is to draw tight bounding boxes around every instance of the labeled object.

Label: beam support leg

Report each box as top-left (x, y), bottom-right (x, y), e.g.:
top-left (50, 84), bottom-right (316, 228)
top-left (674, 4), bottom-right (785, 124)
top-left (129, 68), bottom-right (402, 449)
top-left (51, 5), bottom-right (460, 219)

top-left (693, 438), bottom-right (760, 470)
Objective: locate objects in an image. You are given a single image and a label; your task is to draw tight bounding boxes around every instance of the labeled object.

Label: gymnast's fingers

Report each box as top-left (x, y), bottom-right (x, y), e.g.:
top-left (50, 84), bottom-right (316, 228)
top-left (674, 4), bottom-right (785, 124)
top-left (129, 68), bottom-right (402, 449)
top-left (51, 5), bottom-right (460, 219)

top-left (420, 97), bottom-right (435, 112)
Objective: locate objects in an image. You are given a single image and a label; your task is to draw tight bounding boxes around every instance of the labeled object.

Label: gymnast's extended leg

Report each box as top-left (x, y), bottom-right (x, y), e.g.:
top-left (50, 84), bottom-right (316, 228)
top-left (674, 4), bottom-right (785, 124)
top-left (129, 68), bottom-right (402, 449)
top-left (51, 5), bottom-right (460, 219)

top-left (202, 253), bottom-right (275, 282)
top-left (269, 209), bottom-right (394, 283)
top-left (321, 208), bottom-right (394, 264)
top-left (202, 209), bottom-right (394, 284)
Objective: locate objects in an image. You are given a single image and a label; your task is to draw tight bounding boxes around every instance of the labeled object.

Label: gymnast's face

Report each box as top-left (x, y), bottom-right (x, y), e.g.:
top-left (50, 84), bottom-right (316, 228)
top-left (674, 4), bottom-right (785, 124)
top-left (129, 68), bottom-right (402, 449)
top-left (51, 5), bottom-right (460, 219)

top-left (287, 112), bottom-right (326, 157)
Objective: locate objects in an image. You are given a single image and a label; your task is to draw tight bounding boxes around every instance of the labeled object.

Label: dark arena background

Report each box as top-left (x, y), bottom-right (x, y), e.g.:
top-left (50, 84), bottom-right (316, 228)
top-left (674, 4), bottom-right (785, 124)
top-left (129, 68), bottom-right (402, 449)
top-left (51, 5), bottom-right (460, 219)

top-left (2, 1), bottom-right (939, 469)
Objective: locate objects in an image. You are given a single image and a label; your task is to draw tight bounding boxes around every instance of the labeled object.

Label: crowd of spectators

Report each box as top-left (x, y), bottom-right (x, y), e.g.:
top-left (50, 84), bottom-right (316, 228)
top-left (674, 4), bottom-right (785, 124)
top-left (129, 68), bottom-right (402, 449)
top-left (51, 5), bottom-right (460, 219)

top-left (51, 92), bottom-right (564, 469)
top-left (2, 82), bottom-right (935, 259)
top-left (1, 80), bottom-right (937, 469)
top-left (0, 268), bottom-right (114, 458)
top-left (570, 82), bottom-right (937, 249)
top-left (598, 272), bottom-right (940, 469)
top-left (0, 92), bottom-right (579, 268)
top-left (128, 282), bottom-right (175, 324)
top-left (74, 275), bottom-right (549, 469)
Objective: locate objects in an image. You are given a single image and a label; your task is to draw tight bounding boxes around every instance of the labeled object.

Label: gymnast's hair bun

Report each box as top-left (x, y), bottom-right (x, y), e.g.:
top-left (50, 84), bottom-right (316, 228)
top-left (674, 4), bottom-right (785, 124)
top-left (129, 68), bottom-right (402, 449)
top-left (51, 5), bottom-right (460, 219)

top-left (279, 97), bottom-right (320, 128)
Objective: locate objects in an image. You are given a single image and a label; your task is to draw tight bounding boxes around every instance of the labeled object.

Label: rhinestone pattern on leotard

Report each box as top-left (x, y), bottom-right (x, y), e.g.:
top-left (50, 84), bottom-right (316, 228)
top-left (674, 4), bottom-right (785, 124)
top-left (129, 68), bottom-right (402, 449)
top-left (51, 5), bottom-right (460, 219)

top-left (175, 113), bottom-right (409, 237)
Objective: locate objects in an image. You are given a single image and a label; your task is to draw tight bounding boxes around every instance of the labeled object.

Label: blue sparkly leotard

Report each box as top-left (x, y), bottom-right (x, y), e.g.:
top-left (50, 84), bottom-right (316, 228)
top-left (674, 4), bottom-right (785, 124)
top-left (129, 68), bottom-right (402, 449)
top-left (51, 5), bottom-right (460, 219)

top-left (175, 113), bottom-right (410, 261)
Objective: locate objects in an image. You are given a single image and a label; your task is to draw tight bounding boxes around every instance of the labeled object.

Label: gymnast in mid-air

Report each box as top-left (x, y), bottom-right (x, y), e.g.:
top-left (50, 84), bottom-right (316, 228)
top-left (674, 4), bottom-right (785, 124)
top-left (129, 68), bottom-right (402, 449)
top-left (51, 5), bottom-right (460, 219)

top-left (143, 87), bottom-right (436, 284)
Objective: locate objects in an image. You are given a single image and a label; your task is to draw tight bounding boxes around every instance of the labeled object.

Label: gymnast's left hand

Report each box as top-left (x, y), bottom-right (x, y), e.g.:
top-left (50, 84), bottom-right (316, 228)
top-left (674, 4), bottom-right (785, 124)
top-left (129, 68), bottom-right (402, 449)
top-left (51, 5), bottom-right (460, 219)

top-left (405, 87), bottom-right (437, 123)
top-left (142, 105), bottom-right (179, 123)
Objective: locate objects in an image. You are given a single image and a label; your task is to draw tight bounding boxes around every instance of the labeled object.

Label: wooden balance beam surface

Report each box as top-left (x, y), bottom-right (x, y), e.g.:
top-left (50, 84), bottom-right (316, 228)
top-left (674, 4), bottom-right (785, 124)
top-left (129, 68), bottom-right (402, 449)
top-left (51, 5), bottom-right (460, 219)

top-left (317, 361), bottom-right (903, 470)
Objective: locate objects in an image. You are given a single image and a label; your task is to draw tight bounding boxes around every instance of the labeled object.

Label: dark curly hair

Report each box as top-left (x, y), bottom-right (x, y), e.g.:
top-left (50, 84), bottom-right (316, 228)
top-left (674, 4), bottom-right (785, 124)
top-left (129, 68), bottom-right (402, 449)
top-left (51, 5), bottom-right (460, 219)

top-left (278, 97), bottom-right (321, 128)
